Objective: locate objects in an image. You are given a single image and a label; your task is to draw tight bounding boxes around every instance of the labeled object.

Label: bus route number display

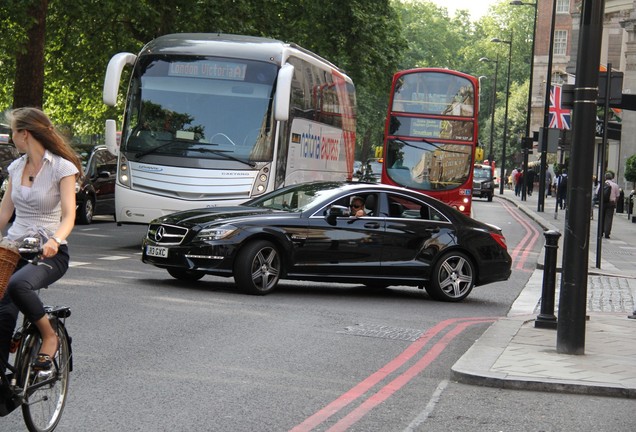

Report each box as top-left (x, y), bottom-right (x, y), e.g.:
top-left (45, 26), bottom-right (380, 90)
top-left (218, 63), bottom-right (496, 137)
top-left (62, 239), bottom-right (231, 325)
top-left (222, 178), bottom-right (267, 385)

top-left (169, 61), bottom-right (247, 81)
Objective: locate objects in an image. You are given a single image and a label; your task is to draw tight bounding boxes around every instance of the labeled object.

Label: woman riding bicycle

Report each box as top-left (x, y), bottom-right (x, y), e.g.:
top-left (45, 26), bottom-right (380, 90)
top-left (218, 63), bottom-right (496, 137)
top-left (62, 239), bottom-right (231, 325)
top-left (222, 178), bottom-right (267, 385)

top-left (0, 107), bottom-right (81, 373)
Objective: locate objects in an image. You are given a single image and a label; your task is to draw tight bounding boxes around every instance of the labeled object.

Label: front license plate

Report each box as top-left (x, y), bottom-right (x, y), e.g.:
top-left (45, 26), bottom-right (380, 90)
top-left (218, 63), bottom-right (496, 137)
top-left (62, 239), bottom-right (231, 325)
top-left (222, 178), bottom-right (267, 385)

top-left (146, 245), bottom-right (168, 258)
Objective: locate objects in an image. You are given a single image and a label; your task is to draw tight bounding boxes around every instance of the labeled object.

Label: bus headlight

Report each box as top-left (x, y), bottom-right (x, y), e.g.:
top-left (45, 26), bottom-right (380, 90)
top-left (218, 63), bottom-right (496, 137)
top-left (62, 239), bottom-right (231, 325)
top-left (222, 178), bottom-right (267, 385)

top-left (118, 153), bottom-right (131, 188)
top-left (251, 164), bottom-right (271, 196)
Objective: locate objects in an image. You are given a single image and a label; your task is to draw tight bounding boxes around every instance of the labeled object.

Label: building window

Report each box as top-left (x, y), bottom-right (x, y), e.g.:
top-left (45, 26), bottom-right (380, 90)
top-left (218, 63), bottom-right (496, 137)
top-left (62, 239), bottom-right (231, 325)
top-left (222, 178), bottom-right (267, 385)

top-left (556, 0), bottom-right (569, 13)
top-left (554, 30), bottom-right (568, 56)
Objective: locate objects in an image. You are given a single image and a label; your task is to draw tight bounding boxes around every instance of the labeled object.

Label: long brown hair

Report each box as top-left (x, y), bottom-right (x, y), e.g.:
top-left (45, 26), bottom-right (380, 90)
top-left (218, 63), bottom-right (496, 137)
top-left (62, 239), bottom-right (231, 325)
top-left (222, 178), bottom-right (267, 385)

top-left (8, 107), bottom-right (83, 177)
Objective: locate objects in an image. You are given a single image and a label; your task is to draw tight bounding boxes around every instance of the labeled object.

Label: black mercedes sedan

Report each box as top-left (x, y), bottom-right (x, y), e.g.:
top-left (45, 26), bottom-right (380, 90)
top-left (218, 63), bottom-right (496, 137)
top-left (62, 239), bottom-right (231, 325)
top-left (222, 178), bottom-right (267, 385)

top-left (141, 182), bottom-right (511, 301)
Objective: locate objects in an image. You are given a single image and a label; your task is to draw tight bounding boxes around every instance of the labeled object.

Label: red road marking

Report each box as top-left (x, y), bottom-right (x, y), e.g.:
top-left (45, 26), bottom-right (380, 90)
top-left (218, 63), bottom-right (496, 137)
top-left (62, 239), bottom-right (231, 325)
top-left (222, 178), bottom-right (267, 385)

top-left (290, 317), bottom-right (496, 432)
top-left (501, 201), bottom-right (542, 270)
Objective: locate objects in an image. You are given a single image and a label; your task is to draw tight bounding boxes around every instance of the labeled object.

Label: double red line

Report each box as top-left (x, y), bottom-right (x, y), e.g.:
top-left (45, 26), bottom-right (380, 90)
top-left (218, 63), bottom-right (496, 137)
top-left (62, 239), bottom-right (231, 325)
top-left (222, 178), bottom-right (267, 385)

top-left (290, 317), bottom-right (496, 432)
top-left (501, 201), bottom-right (542, 271)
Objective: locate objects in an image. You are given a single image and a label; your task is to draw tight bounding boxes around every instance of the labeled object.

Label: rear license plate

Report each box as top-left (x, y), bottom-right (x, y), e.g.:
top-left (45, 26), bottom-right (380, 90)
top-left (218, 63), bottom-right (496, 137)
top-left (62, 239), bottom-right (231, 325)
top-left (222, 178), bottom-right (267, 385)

top-left (146, 245), bottom-right (168, 258)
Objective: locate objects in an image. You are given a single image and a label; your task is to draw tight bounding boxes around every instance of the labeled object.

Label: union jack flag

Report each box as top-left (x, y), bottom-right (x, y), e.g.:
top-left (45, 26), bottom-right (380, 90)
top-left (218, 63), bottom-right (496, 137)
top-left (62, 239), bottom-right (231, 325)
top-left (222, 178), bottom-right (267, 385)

top-left (549, 85), bottom-right (571, 129)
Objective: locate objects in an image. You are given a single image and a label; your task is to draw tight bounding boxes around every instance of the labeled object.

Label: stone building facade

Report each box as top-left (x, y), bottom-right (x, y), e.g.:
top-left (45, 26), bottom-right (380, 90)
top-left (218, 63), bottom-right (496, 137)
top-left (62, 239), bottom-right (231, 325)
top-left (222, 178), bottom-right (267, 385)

top-left (529, 0), bottom-right (636, 192)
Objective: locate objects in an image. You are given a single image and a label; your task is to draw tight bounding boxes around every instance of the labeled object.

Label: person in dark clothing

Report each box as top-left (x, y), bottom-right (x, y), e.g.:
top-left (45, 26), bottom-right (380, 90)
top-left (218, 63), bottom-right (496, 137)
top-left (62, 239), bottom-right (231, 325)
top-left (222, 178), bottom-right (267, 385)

top-left (556, 169), bottom-right (568, 210)
top-left (525, 168), bottom-right (535, 196)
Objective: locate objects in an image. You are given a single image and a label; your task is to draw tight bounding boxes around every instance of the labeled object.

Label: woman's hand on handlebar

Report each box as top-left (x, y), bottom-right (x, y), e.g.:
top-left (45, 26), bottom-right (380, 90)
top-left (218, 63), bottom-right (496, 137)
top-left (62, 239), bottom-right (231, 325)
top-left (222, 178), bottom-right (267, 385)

top-left (41, 238), bottom-right (59, 258)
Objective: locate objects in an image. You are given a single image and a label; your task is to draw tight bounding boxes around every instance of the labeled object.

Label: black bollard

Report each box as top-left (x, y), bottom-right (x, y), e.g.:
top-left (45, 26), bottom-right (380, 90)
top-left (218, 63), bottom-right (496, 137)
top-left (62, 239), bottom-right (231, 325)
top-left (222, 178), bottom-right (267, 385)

top-left (617, 189), bottom-right (624, 213)
top-left (535, 230), bottom-right (561, 329)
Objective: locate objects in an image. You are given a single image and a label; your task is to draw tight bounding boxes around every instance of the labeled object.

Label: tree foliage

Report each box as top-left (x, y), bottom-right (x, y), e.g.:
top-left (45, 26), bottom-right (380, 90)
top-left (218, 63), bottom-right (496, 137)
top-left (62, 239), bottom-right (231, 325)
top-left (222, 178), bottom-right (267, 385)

top-left (625, 154), bottom-right (636, 188)
top-left (0, 0), bottom-right (533, 166)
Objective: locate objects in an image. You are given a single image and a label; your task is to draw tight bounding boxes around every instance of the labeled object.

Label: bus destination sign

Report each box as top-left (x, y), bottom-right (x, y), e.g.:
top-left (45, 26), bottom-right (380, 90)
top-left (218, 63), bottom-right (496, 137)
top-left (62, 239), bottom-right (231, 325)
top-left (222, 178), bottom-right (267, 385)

top-left (169, 61), bottom-right (247, 81)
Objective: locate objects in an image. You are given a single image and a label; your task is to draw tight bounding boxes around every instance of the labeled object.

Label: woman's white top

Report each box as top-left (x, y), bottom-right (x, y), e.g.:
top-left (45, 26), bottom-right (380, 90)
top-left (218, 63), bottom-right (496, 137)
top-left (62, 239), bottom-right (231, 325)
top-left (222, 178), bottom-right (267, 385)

top-left (7, 150), bottom-right (78, 242)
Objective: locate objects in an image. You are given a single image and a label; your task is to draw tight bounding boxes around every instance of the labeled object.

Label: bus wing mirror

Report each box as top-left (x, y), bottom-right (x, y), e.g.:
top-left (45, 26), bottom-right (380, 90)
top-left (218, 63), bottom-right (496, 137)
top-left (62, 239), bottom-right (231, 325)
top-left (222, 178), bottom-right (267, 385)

top-left (103, 52), bottom-right (137, 106)
top-left (274, 64), bottom-right (294, 121)
top-left (105, 119), bottom-right (119, 156)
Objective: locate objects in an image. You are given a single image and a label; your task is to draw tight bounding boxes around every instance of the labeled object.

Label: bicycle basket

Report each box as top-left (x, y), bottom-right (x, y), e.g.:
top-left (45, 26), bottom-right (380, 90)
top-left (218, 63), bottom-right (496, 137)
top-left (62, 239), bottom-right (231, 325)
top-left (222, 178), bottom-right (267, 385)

top-left (0, 243), bottom-right (19, 298)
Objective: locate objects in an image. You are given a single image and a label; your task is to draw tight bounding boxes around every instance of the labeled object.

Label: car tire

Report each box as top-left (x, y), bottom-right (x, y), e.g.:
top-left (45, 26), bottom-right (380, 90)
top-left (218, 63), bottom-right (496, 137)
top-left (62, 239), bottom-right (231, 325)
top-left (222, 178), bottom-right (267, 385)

top-left (426, 251), bottom-right (475, 302)
top-left (76, 198), bottom-right (94, 225)
top-left (234, 240), bottom-right (281, 295)
top-left (167, 268), bottom-right (205, 281)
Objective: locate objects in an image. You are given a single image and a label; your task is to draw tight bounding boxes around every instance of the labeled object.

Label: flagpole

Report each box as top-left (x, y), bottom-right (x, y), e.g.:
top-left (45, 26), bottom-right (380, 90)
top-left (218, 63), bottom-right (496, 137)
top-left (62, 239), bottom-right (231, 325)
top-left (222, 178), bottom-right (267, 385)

top-left (538, 0), bottom-right (558, 212)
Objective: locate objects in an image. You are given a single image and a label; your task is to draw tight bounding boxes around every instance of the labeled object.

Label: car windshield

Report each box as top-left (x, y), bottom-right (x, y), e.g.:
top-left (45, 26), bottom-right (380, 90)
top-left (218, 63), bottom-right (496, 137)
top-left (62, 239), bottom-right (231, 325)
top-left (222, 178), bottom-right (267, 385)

top-left (473, 167), bottom-right (491, 179)
top-left (246, 182), bottom-right (344, 212)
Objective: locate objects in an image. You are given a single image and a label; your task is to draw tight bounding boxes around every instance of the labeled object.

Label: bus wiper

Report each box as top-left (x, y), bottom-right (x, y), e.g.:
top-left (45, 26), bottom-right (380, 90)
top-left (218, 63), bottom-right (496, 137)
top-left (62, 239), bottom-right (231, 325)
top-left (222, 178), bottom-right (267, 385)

top-left (189, 147), bottom-right (256, 168)
top-left (135, 140), bottom-right (183, 158)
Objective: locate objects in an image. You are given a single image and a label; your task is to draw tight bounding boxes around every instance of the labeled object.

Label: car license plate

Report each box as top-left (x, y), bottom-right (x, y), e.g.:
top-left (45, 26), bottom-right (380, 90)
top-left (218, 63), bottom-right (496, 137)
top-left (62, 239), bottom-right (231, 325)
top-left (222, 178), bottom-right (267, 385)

top-left (146, 245), bottom-right (168, 258)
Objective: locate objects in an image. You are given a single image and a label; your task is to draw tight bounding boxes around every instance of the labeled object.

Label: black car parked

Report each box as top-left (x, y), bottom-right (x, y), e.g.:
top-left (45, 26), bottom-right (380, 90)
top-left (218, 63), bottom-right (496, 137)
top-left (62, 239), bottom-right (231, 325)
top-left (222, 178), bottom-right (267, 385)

top-left (74, 145), bottom-right (117, 224)
top-left (142, 182), bottom-right (511, 301)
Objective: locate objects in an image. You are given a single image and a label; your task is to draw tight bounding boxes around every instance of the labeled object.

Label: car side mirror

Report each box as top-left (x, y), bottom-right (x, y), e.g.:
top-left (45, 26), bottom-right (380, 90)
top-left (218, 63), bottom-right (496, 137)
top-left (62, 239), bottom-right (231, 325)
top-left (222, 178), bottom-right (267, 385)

top-left (325, 205), bottom-right (350, 225)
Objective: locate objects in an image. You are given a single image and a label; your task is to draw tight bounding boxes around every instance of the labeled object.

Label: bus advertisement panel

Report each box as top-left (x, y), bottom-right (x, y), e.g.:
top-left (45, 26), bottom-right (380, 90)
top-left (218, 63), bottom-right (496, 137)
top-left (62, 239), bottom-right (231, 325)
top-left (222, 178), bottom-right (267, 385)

top-left (381, 68), bottom-right (478, 216)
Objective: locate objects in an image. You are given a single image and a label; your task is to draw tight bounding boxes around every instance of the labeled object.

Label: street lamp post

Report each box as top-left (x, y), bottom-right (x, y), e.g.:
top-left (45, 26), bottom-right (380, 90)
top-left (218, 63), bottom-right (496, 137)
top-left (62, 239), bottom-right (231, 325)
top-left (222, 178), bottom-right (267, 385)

top-left (492, 34), bottom-right (513, 195)
top-left (510, 1), bottom-right (538, 202)
top-left (479, 55), bottom-right (500, 164)
top-left (536, 0), bottom-right (558, 212)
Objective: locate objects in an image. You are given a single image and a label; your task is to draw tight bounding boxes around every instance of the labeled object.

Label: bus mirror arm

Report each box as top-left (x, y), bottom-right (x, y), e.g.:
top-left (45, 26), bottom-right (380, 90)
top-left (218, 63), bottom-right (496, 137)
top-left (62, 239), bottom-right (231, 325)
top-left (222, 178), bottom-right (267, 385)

top-left (274, 64), bottom-right (294, 121)
top-left (103, 52), bottom-right (137, 106)
top-left (105, 119), bottom-right (119, 156)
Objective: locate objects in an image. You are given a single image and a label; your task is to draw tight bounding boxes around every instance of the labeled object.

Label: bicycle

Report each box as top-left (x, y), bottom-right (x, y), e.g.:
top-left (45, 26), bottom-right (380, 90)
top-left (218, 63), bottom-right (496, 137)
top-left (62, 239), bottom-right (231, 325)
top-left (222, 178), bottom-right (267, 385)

top-left (0, 237), bottom-right (73, 432)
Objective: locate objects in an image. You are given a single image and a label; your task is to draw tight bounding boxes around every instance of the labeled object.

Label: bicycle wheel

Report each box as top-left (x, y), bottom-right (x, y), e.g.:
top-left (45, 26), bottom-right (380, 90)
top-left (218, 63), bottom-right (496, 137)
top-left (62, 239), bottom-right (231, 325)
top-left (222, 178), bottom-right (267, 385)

top-left (20, 323), bottom-right (70, 432)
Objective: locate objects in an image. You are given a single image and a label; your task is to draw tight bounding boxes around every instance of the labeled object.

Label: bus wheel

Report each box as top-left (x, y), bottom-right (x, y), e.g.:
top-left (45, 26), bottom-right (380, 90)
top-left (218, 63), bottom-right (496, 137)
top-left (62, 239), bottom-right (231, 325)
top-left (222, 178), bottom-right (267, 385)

top-left (234, 240), bottom-right (281, 295)
top-left (425, 251), bottom-right (475, 302)
top-left (167, 268), bottom-right (205, 281)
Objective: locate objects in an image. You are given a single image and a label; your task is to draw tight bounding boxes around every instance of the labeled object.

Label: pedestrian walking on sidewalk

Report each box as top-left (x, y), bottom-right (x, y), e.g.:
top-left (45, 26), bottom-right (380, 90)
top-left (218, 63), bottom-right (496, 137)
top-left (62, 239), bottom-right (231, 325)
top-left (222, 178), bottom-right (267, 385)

top-left (601, 171), bottom-right (620, 239)
top-left (556, 169), bottom-right (568, 209)
top-left (526, 168), bottom-right (535, 196)
top-left (511, 167), bottom-right (519, 196)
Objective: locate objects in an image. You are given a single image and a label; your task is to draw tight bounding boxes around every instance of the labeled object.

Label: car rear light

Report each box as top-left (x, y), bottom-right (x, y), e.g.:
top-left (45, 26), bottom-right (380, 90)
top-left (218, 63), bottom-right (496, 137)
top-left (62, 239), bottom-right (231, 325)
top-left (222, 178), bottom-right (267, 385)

top-left (490, 232), bottom-right (507, 250)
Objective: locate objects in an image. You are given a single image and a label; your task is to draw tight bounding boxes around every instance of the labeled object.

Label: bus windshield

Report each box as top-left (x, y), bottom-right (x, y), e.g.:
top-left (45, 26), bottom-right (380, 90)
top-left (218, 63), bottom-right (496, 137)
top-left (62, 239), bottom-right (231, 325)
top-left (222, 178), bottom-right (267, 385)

top-left (123, 56), bottom-right (278, 164)
top-left (384, 138), bottom-right (472, 191)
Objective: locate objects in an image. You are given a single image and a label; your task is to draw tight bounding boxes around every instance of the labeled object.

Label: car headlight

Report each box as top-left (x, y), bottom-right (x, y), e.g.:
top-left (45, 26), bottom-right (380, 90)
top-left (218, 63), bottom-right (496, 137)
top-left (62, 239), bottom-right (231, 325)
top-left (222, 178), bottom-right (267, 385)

top-left (195, 225), bottom-right (237, 241)
top-left (484, 182), bottom-right (493, 188)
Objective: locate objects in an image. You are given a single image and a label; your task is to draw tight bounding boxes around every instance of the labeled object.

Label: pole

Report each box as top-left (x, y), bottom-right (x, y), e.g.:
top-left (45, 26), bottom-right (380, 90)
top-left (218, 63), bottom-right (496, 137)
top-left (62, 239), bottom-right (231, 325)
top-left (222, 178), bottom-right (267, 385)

top-left (556, 0), bottom-right (606, 355)
top-left (538, 0), bottom-right (558, 212)
top-left (500, 34), bottom-right (513, 195)
top-left (535, 230), bottom-right (561, 329)
top-left (489, 54), bottom-right (500, 163)
top-left (521, 3), bottom-right (538, 202)
top-left (596, 63), bottom-right (611, 268)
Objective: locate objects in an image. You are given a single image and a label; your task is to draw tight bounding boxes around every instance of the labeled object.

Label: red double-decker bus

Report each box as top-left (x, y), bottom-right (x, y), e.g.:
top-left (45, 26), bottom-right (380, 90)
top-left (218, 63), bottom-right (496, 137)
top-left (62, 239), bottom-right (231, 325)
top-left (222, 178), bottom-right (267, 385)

top-left (381, 68), bottom-right (479, 216)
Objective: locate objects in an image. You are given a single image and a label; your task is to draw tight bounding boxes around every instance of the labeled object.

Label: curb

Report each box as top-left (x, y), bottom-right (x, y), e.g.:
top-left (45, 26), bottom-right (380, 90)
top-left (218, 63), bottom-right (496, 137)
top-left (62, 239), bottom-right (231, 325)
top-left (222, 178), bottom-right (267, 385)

top-left (450, 317), bottom-right (636, 399)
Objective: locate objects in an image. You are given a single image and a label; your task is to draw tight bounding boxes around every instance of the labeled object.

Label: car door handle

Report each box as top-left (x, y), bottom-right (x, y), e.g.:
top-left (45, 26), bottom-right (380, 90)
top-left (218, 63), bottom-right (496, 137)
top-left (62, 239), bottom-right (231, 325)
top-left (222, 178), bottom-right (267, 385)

top-left (425, 227), bottom-right (440, 233)
top-left (364, 222), bottom-right (381, 229)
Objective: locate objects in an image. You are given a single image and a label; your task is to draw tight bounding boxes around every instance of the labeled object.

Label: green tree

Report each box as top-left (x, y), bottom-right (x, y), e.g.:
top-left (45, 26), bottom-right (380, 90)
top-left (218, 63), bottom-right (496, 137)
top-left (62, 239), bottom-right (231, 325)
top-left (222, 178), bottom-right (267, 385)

top-left (625, 154), bottom-right (636, 190)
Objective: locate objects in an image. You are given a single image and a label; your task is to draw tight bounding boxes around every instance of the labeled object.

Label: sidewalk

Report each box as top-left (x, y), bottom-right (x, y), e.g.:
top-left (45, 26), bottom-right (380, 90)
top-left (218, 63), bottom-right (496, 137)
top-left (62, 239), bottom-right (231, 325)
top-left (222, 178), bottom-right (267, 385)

top-left (451, 187), bottom-right (636, 398)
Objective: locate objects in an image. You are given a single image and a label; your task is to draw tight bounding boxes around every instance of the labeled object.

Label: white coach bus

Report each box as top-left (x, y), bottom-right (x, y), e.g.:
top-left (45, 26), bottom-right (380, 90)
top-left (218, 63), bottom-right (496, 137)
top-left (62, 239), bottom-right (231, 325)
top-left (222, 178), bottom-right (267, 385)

top-left (103, 33), bottom-right (356, 224)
